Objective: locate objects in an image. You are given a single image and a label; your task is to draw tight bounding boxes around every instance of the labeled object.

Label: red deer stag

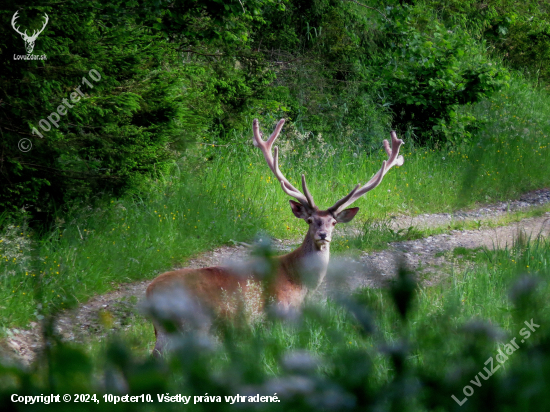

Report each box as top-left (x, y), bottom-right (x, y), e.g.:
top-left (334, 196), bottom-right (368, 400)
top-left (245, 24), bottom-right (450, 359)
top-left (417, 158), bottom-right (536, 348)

top-left (146, 119), bottom-right (404, 356)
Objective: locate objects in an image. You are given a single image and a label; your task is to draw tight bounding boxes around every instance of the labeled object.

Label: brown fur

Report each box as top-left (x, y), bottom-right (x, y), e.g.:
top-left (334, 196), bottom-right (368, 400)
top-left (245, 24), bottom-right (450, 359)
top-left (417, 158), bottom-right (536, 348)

top-left (146, 239), bottom-right (314, 318)
top-left (146, 223), bottom-right (334, 356)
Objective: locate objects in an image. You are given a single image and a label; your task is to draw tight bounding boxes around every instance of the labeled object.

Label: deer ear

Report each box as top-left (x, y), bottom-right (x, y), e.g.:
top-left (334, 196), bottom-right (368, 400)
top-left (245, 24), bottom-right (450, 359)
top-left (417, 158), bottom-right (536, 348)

top-left (289, 200), bottom-right (311, 219)
top-left (336, 207), bottom-right (359, 223)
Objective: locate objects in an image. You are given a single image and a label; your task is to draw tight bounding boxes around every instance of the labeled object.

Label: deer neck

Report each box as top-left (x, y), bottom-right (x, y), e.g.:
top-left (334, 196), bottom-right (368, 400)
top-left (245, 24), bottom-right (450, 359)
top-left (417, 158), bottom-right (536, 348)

top-left (278, 232), bottom-right (330, 292)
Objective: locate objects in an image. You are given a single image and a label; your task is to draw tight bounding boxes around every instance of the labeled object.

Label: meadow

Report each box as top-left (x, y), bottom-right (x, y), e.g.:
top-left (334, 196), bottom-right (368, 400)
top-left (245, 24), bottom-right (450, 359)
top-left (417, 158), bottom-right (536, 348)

top-left (2, 75), bottom-right (550, 329)
top-left (4, 220), bottom-right (548, 411)
top-left (2, 1), bottom-right (550, 407)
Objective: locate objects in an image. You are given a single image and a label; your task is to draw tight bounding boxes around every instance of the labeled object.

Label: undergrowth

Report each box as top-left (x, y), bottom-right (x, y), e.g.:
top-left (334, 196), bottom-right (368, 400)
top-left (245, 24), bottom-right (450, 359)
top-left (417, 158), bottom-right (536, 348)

top-left (43, 235), bottom-right (550, 412)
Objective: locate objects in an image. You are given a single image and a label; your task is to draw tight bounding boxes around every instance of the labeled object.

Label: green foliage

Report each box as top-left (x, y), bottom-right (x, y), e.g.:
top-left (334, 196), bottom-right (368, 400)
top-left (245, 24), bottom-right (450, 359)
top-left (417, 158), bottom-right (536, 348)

top-left (485, 14), bottom-right (550, 86)
top-left (239, 0), bottom-right (393, 143)
top-left (0, 1), bottom-right (210, 220)
top-left (417, 0), bottom-right (550, 85)
top-left (3, 239), bottom-right (550, 410)
top-left (3, 0), bottom-right (550, 220)
top-left (371, 7), bottom-right (509, 143)
top-left (133, 0), bottom-right (287, 47)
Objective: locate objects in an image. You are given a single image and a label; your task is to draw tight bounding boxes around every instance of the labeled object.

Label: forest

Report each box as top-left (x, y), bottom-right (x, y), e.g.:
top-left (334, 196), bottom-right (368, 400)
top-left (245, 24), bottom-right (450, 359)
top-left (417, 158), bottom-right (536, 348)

top-left (1, 0), bottom-right (550, 410)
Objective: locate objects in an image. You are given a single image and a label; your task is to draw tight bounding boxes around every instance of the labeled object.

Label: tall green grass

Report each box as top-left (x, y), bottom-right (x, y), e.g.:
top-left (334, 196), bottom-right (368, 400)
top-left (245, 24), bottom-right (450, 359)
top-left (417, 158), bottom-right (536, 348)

top-left (83, 234), bottom-right (550, 392)
top-left (2, 75), bottom-right (550, 328)
top-left (3, 236), bottom-right (549, 411)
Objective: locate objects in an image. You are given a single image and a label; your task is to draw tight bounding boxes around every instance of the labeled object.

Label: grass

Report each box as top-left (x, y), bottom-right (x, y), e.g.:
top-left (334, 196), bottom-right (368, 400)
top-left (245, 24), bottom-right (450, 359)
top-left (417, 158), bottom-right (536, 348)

top-left (2, 75), bottom-right (550, 330)
top-left (3, 219), bottom-right (548, 409)
top-left (393, 202), bottom-right (548, 242)
top-left (78, 234), bottom-right (550, 392)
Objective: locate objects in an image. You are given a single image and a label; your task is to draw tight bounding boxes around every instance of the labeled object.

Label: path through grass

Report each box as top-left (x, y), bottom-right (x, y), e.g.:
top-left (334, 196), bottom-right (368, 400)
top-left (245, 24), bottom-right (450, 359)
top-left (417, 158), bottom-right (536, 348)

top-left (2, 76), bottom-right (550, 328)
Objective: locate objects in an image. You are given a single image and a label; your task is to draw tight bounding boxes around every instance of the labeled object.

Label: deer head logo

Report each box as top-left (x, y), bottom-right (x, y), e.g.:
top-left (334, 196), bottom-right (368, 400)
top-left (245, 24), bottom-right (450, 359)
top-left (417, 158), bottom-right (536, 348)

top-left (11, 11), bottom-right (49, 54)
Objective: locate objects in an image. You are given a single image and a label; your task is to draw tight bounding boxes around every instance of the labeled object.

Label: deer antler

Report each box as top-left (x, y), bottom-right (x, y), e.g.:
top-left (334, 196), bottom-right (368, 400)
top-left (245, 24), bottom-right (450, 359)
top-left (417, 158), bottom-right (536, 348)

top-left (328, 131), bottom-right (404, 214)
top-left (11, 11), bottom-right (26, 37)
top-left (252, 119), bottom-right (316, 210)
top-left (11, 11), bottom-right (49, 40)
top-left (29, 13), bottom-right (49, 41)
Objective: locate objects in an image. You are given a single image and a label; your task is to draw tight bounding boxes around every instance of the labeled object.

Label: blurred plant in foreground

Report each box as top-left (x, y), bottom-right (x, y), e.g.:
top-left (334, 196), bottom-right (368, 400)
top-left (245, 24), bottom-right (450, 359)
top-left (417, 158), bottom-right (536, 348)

top-left (2, 240), bottom-right (550, 412)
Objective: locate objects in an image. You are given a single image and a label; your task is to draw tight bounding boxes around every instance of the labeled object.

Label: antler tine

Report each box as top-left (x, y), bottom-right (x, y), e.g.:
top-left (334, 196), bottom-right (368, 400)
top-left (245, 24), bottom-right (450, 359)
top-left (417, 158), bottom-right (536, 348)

top-left (327, 183), bottom-right (360, 214)
top-left (252, 118), bottom-right (284, 174)
top-left (11, 11), bottom-right (25, 36)
top-left (328, 131), bottom-right (404, 214)
top-left (253, 119), bottom-right (315, 209)
top-left (29, 13), bottom-right (49, 40)
top-left (272, 147), bottom-right (311, 207)
top-left (301, 174), bottom-right (316, 209)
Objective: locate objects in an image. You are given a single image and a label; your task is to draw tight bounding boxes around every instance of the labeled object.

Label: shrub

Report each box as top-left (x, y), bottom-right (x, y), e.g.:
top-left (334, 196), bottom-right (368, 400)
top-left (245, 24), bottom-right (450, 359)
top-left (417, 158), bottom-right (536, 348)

top-left (371, 7), bottom-right (509, 143)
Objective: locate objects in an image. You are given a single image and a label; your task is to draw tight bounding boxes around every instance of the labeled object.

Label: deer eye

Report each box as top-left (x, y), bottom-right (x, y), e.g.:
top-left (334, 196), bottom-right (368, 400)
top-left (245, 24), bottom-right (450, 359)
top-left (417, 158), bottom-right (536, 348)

top-left (307, 217), bottom-right (313, 224)
top-left (332, 221), bottom-right (337, 226)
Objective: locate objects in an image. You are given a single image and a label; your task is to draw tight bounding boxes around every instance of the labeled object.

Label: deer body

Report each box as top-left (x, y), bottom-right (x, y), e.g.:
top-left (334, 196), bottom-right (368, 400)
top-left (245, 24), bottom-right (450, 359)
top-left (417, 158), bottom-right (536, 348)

top-left (146, 236), bottom-right (328, 319)
top-left (146, 119), bottom-right (404, 356)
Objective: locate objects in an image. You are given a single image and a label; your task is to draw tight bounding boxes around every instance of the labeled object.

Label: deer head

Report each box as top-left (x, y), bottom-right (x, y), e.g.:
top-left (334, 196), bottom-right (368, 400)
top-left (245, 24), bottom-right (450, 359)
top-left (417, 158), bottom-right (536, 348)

top-left (252, 119), bottom-right (404, 252)
top-left (11, 11), bottom-right (49, 54)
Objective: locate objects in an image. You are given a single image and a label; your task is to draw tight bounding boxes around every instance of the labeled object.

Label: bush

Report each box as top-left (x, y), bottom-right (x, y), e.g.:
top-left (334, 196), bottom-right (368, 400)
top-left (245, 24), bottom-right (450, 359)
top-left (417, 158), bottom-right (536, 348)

top-left (371, 6), bottom-right (509, 143)
top-left (485, 14), bottom-right (550, 86)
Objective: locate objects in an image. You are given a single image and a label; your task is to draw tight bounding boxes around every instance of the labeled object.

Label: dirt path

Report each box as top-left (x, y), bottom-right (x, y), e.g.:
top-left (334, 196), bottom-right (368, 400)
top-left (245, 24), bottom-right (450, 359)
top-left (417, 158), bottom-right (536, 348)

top-left (389, 188), bottom-right (550, 231)
top-left (2, 189), bottom-right (550, 366)
top-left (330, 214), bottom-right (550, 292)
